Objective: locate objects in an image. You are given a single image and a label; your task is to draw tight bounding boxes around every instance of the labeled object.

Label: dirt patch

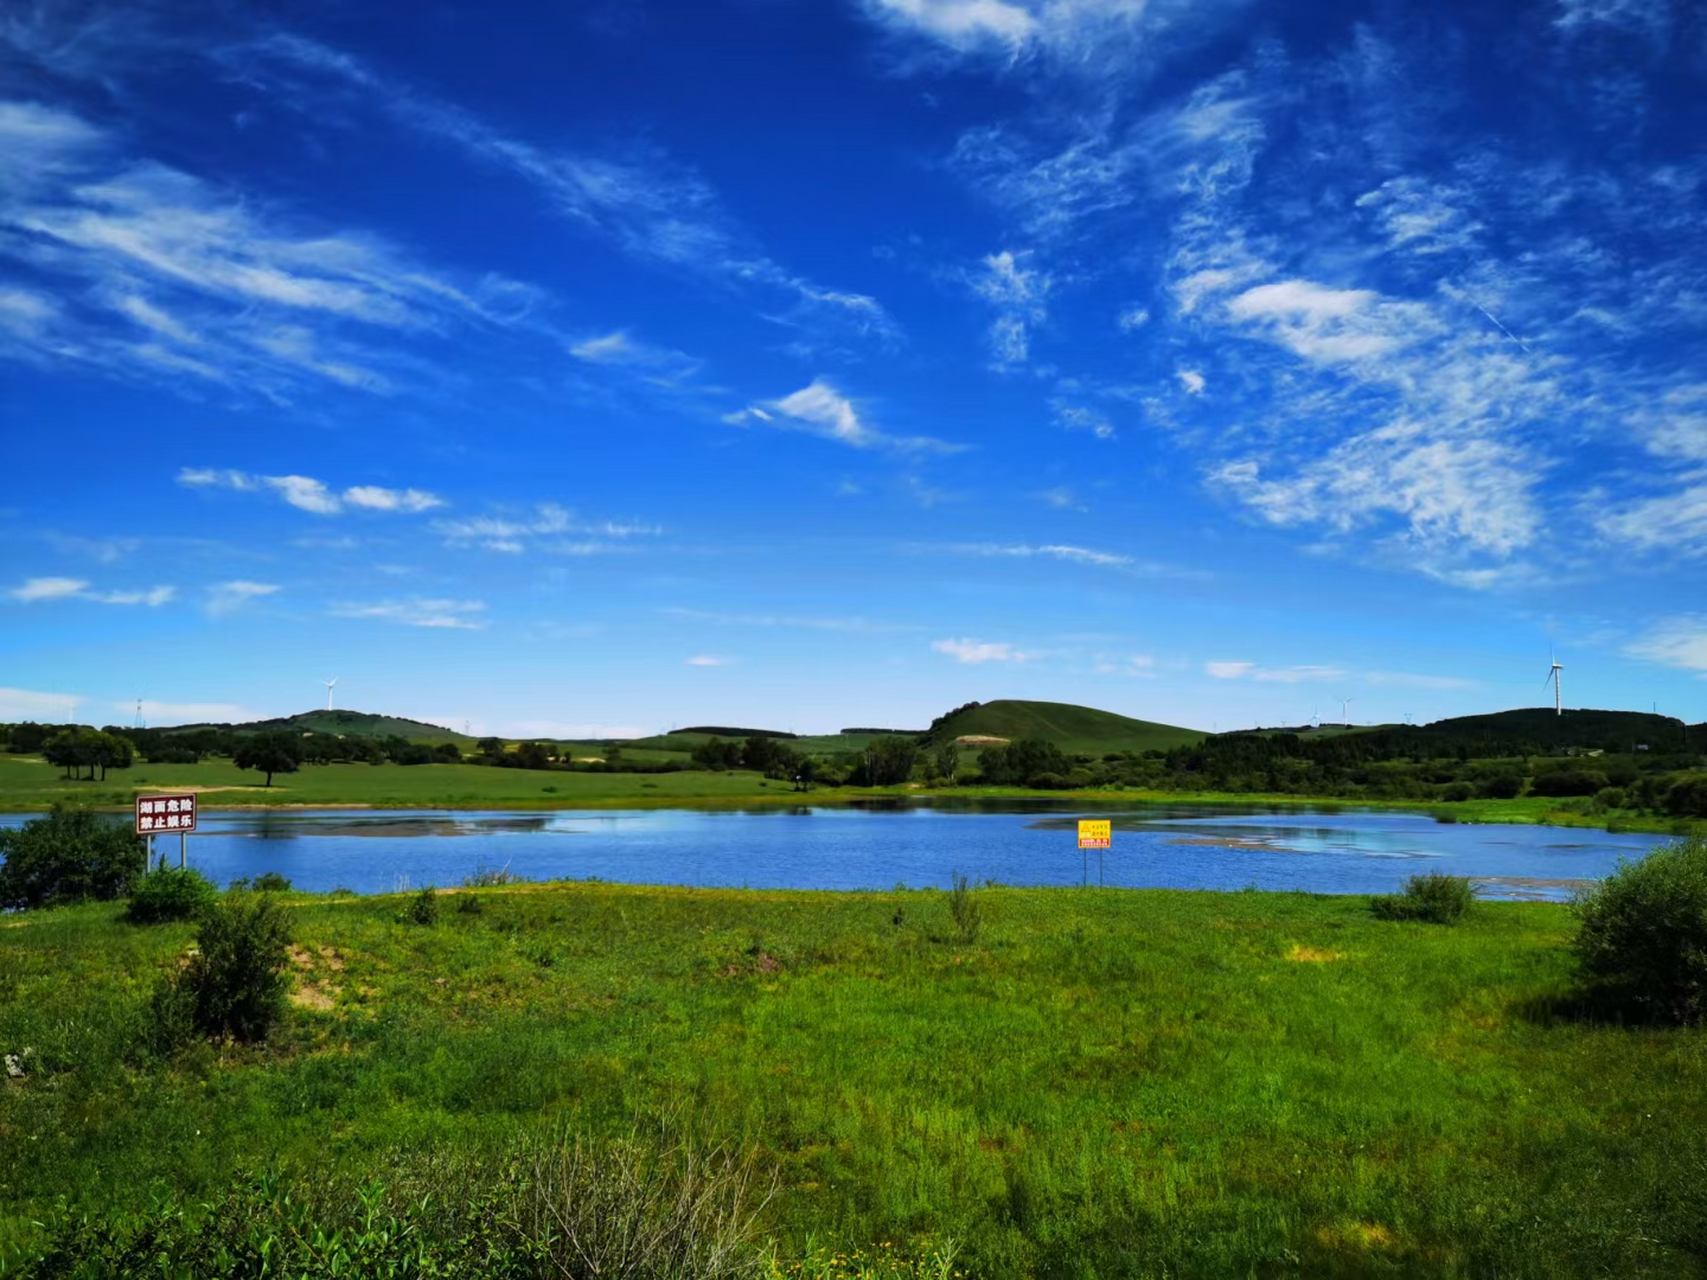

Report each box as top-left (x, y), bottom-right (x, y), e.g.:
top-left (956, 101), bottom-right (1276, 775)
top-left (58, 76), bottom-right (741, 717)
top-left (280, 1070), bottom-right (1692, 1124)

top-left (1315, 1221), bottom-right (1397, 1251)
top-left (954, 735), bottom-right (1009, 745)
top-left (317, 945), bottom-right (345, 970)
top-left (132, 784), bottom-right (274, 794)
top-left (289, 983), bottom-right (335, 1012)
top-left (1286, 944), bottom-right (1344, 963)
top-left (754, 951), bottom-right (781, 974)
top-left (287, 944), bottom-right (315, 970)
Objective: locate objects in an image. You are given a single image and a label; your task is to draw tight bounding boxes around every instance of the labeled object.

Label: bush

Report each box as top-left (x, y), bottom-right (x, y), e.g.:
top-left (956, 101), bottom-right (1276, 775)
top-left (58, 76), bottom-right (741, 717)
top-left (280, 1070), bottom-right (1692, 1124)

top-left (126, 867), bottom-right (217, 924)
top-left (229, 871), bottom-right (293, 893)
top-left (1371, 872), bottom-right (1476, 924)
top-left (947, 872), bottom-right (982, 945)
top-left (1573, 837), bottom-right (1707, 1023)
top-left (516, 1121), bottom-right (773, 1280)
top-left (1530, 769), bottom-right (1610, 798)
top-left (0, 803), bottom-right (143, 910)
top-left (1476, 773), bottom-right (1523, 800)
top-left (1440, 782), bottom-right (1474, 802)
top-left (402, 885), bottom-right (440, 925)
top-left (151, 891), bottom-right (293, 1049)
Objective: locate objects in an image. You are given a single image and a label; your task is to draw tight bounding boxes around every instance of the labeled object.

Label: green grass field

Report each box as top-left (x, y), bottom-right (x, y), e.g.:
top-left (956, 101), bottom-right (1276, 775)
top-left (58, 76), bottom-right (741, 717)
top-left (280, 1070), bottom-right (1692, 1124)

top-left (2, 881), bottom-right (1704, 1275)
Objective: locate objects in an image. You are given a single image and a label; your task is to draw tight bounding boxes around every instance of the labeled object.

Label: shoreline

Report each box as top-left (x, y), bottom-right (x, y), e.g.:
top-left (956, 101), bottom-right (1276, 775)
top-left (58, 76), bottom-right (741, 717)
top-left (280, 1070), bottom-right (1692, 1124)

top-left (1, 785), bottom-right (1696, 838)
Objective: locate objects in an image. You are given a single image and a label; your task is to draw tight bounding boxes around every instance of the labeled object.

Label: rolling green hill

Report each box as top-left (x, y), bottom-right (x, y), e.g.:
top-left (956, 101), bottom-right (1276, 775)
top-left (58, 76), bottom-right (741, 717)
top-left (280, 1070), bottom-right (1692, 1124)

top-left (168, 709), bottom-right (475, 745)
top-left (1418, 707), bottom-right (1688, 753)
top-left (924, 699), bottom-right (1205, 755)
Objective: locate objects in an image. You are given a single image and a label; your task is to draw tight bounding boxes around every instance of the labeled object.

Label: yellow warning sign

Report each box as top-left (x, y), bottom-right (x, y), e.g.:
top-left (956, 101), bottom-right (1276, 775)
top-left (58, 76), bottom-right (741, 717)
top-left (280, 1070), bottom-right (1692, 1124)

top-left (1077, 819), bottom-right (1111, 849)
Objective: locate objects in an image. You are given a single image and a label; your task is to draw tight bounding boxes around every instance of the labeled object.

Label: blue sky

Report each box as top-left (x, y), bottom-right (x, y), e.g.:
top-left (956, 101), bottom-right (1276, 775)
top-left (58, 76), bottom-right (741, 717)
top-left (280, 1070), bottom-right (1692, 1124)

top-left (2, 0), bottom-right (1704, 737)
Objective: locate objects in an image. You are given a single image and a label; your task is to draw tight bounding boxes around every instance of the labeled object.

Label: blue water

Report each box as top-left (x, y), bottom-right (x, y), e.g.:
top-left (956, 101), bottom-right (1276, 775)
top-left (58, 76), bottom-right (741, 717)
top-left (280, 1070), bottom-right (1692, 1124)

top-left (1, 803), bottom-right (1665, 900)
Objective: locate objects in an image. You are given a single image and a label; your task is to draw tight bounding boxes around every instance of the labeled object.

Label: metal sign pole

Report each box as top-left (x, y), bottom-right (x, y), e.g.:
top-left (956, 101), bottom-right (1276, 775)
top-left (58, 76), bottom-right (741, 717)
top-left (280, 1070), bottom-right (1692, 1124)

top-left (180, 831), bottom-right (186, 869)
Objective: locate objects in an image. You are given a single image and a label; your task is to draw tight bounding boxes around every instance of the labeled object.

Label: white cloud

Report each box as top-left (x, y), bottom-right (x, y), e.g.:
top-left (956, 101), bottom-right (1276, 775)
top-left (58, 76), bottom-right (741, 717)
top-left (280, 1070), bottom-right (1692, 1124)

top-left (265, 474), bottom-right (341, 515)
top-left (932, 637), bottom-right (1029, 663)
top-left (329, 598), bottom-right (487, 629)
top-left (9, 577), bottom-right (171, 605)
top-left (433, 503), bottom-right (658, 554)
top-left (0, 686), bottom-right (80, 721)
top-left (952, 541), bottom-right (1133, 567)
top-left (685, 655), bottom-right (729, 667)
top-left (177, 468), bottom-right (445, 517)
top-left (972, 250), bottom-right (1051, 368)
top-left (1627, 616), bottom-right (1707, 675)
top-left (1205, 661), bottom-right (1254, 679)
top-left (1176, 368), bottom-right (1205, 395)
top-left (0, 102), bottom-right (540, 394)
top-left (343, 485), bottom-right (444, 513)
top-left (10, 576), bottom-right (89, 602)
top-left (1116, 305), bottom-right (1150, 331)
top-left (1597, 481), bottom-right (1707, 554)
top-left (732, 380), bottom-right (960, 453)
top-left (1053, 402), bottom-right (1115, 439)
top-left (227, 35), bottom-right (899, 349)
top-left (206, 580), bottom-right (280, 615)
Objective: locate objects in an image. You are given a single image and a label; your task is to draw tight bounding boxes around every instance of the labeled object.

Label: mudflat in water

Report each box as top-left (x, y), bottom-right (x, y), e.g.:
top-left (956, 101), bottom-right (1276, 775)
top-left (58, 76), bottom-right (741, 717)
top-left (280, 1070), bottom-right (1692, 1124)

top-left (2, 802), bottom-right (1664, 900)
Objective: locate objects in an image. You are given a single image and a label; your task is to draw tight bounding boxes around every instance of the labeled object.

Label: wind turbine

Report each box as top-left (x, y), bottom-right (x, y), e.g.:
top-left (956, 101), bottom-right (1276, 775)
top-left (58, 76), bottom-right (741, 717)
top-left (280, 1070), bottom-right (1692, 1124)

top-left (324, 677), bottom-right (339, 712)
top-left (1338, 697), bottom-right (1356, 728)
top-left (1545, 654), bottom-right (1563, 716)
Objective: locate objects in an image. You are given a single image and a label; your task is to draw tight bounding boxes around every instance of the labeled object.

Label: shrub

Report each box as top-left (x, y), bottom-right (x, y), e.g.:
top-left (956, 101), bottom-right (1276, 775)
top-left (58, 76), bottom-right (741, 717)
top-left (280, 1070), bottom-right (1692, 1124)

top-left (1371, 872), bottom-right (1476, 924)
top-left (1440, 781), bottom-right (1473, 802)
top-left (1594, 786), bottom-right (1628, 811)
top-left (151, 891), bottom-right (293, 1049)
top-left (126, 867), bottom-right (217, 924)
top-left (515, 1122), bottom-right (773, 1280)
top-left (455, 892), bottom-right (484, 915)
top-left (402, 885), bottom-right (440, 925)
top-left (947, 872), bottom-right (982, 945)
top-left (1573, 836), bottom-right (1707, 1023)
top-left (463, 861), bottom-right (524, 888)
top-left (1531, 769), bottom-right (1610, 798)
top-left (227, 870), bottom-right (293, 893)
top-left (0, 803), bottom-right (143, 910)
top-left (1476, 773), bottom-right (1523, 800)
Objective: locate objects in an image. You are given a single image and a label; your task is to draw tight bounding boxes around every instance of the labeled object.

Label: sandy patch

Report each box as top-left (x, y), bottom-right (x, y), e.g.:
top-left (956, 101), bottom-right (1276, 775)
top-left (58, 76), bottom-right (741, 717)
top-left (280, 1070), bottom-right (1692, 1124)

top-left (1286, 944), bottom-right (1344, 963)
top-left (955, 735), bottom-right (1009, 745)
top-left (289, 984), bottom-right (335, 1011)
top-left (286, 944), bottom-right (343, 1009)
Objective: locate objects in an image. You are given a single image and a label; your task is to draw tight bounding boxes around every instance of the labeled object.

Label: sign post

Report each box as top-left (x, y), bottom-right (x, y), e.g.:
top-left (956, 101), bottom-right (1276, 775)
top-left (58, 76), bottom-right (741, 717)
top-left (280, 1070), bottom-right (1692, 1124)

top-left (136, 793), bottom-right (198, 872)
top-left (1077, 819), bottom-right (1111, 887)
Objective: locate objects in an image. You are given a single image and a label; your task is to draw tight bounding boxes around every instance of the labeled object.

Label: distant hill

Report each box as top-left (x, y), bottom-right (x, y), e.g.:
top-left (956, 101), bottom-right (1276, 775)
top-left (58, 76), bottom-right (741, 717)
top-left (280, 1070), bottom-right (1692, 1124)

top-left (924, 700), bottom-right (1205, 755)
top-left (167, 709), bottom-right (475, 744)
top-left (1416, 708), bottom-right (1688, 753)
top-left (676, 726), bottom-right (797, 739)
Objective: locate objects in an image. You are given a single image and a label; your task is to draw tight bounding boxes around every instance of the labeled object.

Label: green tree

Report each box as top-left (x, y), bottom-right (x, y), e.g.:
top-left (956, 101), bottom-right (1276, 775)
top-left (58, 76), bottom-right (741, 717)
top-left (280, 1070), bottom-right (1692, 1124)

top-left (42, 727), bottom-right (100, 780)
top-left (92, 730), bottom-right (134, 781)
top-left (232, 732), bottom-right (302, 787)
top-left (857, 736), bottom-right (919, 786)
top-left (0, 803), bottom-right (143, 909)
top-left (934, 742), bottom-right (960, 784)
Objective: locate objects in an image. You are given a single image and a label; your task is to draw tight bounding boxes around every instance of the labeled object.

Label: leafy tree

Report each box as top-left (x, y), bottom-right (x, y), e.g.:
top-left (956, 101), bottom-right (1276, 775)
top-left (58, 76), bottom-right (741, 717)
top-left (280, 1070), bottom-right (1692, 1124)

top-left (0, 803), bottom-right (144, 909)
top-left (977, 737), bottom-right (1070, 787)
top-left (934, 742), bottom-right (960, 783)
top-left (43, 727), bottom-right (101, 780)
top-left (476, 736), bottom-right (506, 760)
top-left (855, 736), bottom-right (919, 786)
top-left (691, 737), bottom-right (744, 770)
top-left (232, 732), bottom-right (302, 786)
top-left (514, 741), bottom-right (553, 770)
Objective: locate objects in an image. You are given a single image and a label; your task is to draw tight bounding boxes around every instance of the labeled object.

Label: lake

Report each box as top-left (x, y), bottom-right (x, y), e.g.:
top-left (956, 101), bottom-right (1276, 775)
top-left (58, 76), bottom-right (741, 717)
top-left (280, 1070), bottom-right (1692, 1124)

top-left (1, 802), bottom-right (1666, 900)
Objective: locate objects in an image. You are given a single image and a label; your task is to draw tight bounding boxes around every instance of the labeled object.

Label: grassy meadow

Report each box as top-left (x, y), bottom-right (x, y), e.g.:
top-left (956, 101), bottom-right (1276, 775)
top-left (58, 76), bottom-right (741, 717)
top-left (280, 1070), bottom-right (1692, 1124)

top-left (3, 880), bottom-right (1705, 1275)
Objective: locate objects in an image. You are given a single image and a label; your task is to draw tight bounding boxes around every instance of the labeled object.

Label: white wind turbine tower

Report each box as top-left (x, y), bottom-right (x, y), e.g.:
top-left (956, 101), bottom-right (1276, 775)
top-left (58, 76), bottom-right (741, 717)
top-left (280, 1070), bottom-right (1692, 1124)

top-left (1545, 653), bottom-right (1563, 716)
top-left (324, 677), bottom-right (339, 712)
top-left (1338, 697), bottom-right (1356, 728)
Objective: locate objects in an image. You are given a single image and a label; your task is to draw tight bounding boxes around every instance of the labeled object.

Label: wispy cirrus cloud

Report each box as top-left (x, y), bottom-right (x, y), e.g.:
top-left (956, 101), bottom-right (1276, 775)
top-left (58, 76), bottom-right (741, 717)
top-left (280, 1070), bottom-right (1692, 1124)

top-left (725, 380), bottom-right (961, 454)
top-left (0, 100), bottom-right (542, 396)
top-left (1627, 615), bottom-right (1707, 676)
top-left (178, 468), bottom-right (444, 515)
top-left (221, 35), bottom-right (900, 350)
top-left (9, 576), bottom-right (173, 606)
top-left (205, 580), bottom-right (280, 616)
top-left (328, 597), bottom-right (487, 629)
top-left (969, 249), bottom-right (1051, 368)
top-left (433, 503), bottom-right (661, 555)
top-left (685, 655), bottom-right (730, 667)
